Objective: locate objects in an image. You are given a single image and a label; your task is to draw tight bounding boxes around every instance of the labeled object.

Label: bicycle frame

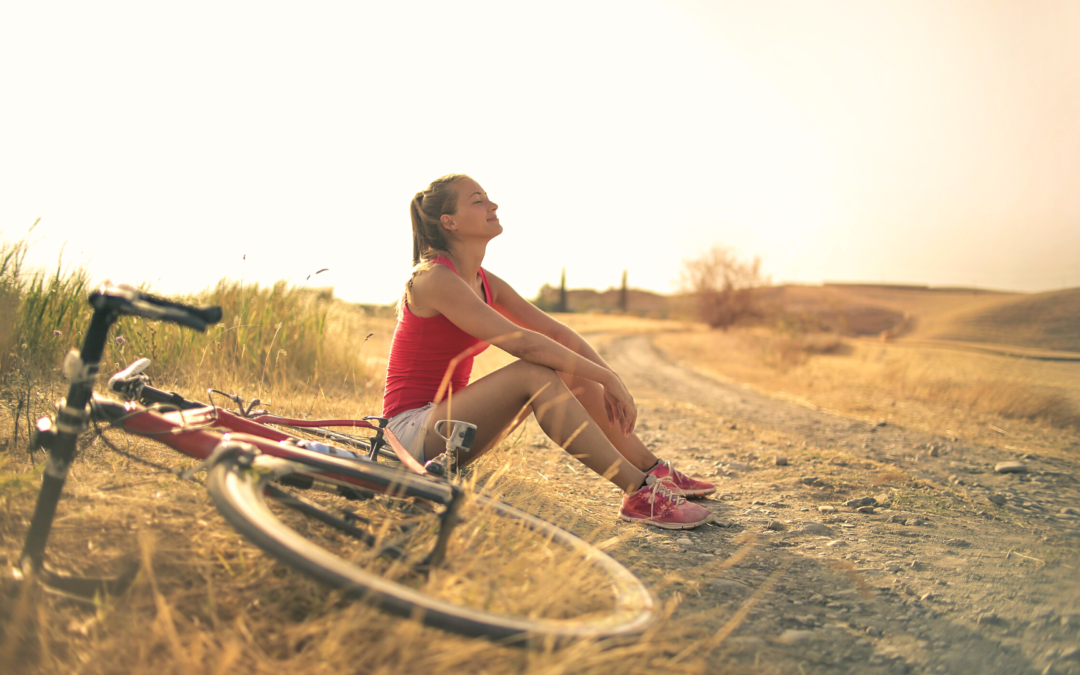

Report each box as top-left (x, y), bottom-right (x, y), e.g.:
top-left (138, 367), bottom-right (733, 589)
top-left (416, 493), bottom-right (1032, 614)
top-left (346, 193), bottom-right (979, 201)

top-left (15, 283), bottom-right (453, 600)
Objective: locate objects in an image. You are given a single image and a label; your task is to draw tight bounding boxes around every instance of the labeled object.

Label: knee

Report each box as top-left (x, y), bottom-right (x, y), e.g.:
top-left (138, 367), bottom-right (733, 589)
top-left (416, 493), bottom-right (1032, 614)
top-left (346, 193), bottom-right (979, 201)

top-left (511, 360), bottom-right (562, 390)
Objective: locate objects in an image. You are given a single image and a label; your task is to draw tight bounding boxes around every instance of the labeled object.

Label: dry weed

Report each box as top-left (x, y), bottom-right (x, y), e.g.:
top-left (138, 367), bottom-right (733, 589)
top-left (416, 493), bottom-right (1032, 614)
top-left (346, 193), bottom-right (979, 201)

top-left (0, 379), bottom-right (699, 675)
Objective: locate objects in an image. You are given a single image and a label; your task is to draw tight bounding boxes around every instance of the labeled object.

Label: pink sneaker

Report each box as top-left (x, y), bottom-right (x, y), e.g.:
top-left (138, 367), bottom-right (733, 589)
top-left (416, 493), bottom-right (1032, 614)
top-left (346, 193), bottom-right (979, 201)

top-left (620, 476), bottom-right (712, 529)
top-left (647, 459), bottom-right (716, 498)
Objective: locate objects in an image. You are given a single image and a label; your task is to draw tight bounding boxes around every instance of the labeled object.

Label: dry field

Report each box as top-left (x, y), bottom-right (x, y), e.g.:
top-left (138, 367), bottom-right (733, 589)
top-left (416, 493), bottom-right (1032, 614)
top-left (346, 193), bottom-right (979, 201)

top-left (657, 284), bottom-right (1080, 454)
top-left (3, 273), bottom-right (1080, 675)
top-left (0, 301), bottom-right (710, 675)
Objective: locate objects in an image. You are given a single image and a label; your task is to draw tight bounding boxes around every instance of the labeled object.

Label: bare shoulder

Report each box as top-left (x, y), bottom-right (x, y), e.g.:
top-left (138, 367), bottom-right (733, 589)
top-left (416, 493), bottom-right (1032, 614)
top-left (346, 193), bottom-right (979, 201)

top-left (407, 264), bottom-right (462, 317)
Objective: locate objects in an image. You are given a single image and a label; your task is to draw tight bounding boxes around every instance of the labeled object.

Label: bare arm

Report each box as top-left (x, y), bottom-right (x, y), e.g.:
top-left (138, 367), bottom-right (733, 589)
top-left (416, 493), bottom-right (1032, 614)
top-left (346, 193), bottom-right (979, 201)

top-left (408, 266), bottom-right (636, 433)
top-left (485, 270), bottom-right (637, 434)
top-left (485, 270), bottom-right (612, 367)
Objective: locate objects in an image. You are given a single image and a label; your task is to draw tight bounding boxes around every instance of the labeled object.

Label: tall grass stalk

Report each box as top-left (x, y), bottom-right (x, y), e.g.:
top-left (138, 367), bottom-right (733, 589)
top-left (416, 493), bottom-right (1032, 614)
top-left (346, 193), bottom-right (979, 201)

top-left (1, 234), bottom-right (385, 449)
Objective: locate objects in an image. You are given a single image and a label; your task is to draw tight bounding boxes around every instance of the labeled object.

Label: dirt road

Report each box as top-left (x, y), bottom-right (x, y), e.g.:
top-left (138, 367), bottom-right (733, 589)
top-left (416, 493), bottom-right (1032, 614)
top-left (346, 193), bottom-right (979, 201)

top-left (526, 334), bottom-right (1080, 674)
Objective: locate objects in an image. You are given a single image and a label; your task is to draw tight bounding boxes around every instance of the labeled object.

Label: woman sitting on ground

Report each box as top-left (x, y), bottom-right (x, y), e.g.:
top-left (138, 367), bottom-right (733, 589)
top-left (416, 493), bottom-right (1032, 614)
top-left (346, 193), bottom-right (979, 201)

top-left (382, 173), bottom-right (715, 530)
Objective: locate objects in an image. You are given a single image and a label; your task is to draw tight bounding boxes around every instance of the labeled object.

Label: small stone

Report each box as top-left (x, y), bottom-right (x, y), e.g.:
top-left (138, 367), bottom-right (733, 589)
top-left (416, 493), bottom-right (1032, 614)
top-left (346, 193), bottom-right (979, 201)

top-left (776, 629), bottom-right (816, 644)
top-left (809, 593), bottom-right (825, 604)
top-left (766, 520), bottom-right (788, 531)
top-left (775, 456), bottom-right (789, 466)
top-left (857, 506), bottom-right (877, 514)
top-left (910, 518), bottom-right (926, 526)
top-left (845, 497), bottom-right (877, 507)
top-left (725, 461), bottom-right (751, 472)
top-left (751, 500), bottom-right (766, 505)
top-left (886, 515), bottom-right (907, 524)
top-left (818, 505), bottom-right (837, 513)
top-left (994, 461), bottom-right (1027, 474)
top-left (1062, 507), bottom-right (1079, 516)
top-left (709, 578), bottom-right (751, 593)
top-left (928, 446), bottom-right (940, 457)
top-left (800, 476), bottom-right (820, 486)
top-left (712, 518), bottom-right (735, 528)
top-left (795, 522), bottom-right (833, 536)
top-left (875, 421), bottom-right (888, 428)
top-left (920, 592), bottom-right (935, 601)
top-left (865, 626), bottom-right (882, 637)
top-left (987, 493), bottom-right (1007, 506)
top-left (826, 539), bottom-right (847, 548)
top-left (676, 537), bottom-right (693, 547)
top-left (977, 612), bottom-right (1002, 625)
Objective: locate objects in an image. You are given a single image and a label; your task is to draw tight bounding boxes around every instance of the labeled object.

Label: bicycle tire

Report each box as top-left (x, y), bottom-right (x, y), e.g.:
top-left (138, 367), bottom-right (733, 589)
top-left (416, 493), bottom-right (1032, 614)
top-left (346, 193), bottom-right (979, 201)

top-left (205, 450), bottom-right (656, 643)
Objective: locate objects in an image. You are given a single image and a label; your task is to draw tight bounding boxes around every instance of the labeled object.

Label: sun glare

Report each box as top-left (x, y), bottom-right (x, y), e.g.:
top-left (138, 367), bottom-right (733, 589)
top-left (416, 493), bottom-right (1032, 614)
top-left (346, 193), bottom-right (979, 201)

top-left (1, 0), bottom-right (1077, 300)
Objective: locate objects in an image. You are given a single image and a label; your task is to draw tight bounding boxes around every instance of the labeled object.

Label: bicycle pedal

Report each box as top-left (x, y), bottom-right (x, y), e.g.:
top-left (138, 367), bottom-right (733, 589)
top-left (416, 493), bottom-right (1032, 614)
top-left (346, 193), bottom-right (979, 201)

top-left (424, 453), bottom-right (455, 477)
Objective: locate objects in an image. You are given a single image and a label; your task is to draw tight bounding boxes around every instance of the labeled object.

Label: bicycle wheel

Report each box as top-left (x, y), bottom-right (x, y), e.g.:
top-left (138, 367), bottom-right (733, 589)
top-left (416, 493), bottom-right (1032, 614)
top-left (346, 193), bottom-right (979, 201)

top-left (205, 448), bottom-right (655, 643)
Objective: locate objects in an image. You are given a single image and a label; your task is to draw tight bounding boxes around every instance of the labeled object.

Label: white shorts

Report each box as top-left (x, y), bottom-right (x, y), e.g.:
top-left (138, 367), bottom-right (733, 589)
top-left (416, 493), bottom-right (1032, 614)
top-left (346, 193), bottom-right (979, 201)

top-left (386, 402), bottom-right (437, 463)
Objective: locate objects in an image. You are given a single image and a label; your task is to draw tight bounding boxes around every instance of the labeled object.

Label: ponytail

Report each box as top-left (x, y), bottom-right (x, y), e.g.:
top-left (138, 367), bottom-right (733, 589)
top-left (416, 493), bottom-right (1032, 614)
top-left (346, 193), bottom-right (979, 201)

top-left (409, 173), bottom-right (467, 266)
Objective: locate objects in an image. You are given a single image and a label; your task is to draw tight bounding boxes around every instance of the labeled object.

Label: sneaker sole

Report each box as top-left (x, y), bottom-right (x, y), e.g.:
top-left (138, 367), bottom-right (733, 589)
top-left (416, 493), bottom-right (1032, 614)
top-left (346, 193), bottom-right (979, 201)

top-left (619, 513), bottom-right (712, 530)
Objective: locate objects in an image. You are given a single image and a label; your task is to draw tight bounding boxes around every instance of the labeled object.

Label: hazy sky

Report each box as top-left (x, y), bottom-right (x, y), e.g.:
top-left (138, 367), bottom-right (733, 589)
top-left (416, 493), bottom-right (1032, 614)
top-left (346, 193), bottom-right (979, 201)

top-left (3, 0), bottom-right (1078, 304)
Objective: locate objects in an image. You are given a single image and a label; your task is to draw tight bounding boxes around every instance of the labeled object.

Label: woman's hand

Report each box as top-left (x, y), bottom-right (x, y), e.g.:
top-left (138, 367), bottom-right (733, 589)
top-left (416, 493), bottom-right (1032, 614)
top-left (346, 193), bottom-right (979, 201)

top-left (602, 373), bottom-right (637, 436)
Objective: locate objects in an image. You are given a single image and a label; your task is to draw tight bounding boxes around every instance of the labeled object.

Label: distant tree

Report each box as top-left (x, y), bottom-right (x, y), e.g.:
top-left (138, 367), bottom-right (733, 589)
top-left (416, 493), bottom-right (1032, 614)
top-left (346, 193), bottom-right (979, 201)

top-left (557, 267), bottom-right (568, 313)
top-left (678, 245), bottom-right (768, 329)
top-left (619, 270), bottom-right (628, 313)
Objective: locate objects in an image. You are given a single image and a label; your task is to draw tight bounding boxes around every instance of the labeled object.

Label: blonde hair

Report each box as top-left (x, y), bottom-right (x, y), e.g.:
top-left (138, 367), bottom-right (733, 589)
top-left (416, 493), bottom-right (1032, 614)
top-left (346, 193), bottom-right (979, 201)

top-left (410, 173), bottom-right (469, 266)
top-left (400, 173), bottom-right (469, 314)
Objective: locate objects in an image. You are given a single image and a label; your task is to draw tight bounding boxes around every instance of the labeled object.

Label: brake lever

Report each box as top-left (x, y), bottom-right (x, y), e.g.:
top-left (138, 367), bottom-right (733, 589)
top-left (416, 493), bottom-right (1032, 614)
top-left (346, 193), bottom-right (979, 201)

top-left (108, 358), bottom-right (152, 398)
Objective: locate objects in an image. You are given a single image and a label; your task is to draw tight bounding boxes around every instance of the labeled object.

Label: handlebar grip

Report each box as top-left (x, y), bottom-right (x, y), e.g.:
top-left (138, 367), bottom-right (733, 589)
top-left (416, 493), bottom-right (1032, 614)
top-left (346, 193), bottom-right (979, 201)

top-left (89, 282), bottom-right (222, 332)
top-left (135, 289), bottom-right (223, 325)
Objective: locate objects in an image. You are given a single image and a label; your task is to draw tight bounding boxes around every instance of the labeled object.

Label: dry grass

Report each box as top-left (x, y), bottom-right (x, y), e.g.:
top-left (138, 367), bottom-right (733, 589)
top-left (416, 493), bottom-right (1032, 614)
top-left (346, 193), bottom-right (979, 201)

top-left (0, 376), bottom-right (710, 675)
top-left (0, 249), bottom-right (703, 674)
top-left (921, 287), bottom-right (1080, 352)
top-left (0, 285), bottom-right (713, 674)
top-left (656, 327), bottom-right (1080, 449)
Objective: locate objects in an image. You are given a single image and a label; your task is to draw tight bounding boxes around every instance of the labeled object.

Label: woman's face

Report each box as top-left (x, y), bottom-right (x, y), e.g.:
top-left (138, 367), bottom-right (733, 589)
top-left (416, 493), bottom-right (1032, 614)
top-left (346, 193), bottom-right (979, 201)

top-left (446, 177), bottom-right (501, 241)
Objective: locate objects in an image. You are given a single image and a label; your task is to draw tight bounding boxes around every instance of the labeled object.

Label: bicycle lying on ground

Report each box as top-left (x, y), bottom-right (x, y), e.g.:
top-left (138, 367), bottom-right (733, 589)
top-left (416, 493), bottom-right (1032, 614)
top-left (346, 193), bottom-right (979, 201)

top-left (14, 282), bottom-right (655, 643)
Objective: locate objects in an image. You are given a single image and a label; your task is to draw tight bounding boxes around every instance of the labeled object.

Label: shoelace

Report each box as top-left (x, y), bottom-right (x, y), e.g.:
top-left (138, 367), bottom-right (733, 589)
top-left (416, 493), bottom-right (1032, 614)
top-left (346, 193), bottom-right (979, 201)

top-left (648, 459), bottom-right (687, 489)
top-left (645, 475), bottom-right (687, 518)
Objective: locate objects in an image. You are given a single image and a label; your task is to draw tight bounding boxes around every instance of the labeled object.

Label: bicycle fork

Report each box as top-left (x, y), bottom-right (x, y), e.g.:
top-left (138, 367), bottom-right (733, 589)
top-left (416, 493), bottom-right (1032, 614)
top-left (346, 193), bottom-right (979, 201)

top-left (16, 309), bottom-right (138, 599)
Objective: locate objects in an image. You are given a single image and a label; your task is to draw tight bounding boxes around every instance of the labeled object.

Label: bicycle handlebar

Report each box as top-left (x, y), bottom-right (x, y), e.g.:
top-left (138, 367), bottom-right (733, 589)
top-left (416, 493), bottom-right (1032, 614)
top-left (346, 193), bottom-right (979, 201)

top-left (89, 282), bottom-right (223, 331)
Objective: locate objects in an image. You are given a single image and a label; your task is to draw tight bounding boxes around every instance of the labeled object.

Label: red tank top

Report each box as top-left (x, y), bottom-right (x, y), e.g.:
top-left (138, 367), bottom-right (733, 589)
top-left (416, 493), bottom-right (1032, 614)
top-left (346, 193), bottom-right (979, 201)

top-left (382, 256), bottom-right (492, 418)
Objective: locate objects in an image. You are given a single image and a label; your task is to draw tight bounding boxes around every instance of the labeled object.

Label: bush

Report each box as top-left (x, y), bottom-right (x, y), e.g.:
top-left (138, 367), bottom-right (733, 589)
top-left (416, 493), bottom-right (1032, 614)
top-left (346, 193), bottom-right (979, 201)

top-left (678, 245), bottom-right (768, 329)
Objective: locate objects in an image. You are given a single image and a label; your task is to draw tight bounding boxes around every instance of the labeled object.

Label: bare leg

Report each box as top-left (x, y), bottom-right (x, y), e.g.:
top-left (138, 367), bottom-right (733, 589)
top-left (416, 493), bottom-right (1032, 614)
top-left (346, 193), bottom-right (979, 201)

top-left (559, 371), bottom-right (659, 472)
top-left (421, 360), bottom-right (646, 494)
